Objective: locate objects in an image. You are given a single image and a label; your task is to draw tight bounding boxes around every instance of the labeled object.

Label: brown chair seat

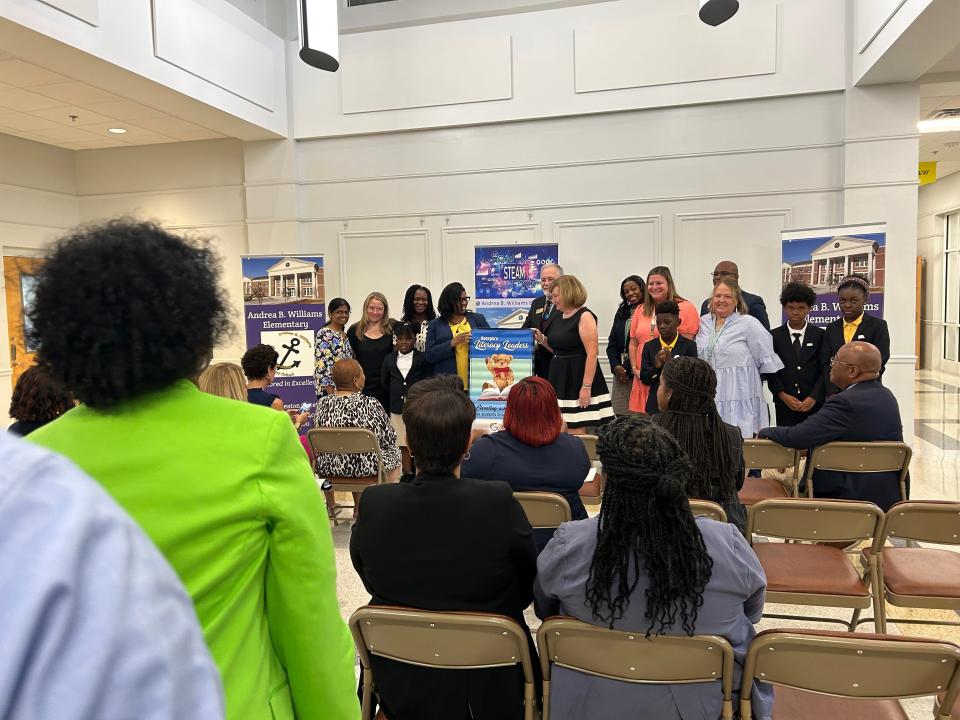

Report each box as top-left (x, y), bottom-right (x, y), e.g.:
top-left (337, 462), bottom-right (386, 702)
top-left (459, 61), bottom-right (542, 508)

top-left (867, 547), bottom-right (960, 597)
top-left (755, 543), bottom-right (869, 597)
top-left (739, 476), bottom-right (789, 505)
top-left (772, 685), bottom-right (907, 720)
top-left (326, 475), bottom-right (378, 487)
top-left (579, 478), bottom-right (601, 498)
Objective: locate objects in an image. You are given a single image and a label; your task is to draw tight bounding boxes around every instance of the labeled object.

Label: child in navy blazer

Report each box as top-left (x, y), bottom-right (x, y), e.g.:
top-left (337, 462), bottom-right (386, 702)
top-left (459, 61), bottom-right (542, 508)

top-left (381, 323), bottom-right (430, 472)
top-left (768, 282), bottom-right (826, 426)
top-left (638, 301), bottom-right (698, 415)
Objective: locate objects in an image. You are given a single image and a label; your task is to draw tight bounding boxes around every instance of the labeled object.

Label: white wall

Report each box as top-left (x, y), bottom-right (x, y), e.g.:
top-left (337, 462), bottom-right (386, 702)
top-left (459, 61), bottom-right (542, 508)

top-left (918, 170), bottom-right (960, 372)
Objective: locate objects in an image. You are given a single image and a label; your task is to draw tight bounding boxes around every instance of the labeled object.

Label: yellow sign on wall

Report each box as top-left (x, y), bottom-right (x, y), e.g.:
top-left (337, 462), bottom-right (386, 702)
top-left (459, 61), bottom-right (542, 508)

top-left (919, 161), bottom-right (937, 185)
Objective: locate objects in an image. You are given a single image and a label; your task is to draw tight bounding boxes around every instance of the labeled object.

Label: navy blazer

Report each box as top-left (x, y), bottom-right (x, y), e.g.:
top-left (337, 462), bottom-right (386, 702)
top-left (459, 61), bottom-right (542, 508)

top-left (768, 324), bottom-right (827, 405)
top-left (522, 296), bottom-right (557, 379)
top-left (820, 313), bottom-right (890, 396)
top-left (606, 308), bottom-right (636, 375)
top-left (758, 380), bottom-right (904, 510)
top-left (424, 311), bottom-right (490, 376)
top-left (638, 335), bottom-right (699, 415)
top-left (380, 350), bottom-right (430, 415)
top-left (701, 289), bottom-right (770, 330)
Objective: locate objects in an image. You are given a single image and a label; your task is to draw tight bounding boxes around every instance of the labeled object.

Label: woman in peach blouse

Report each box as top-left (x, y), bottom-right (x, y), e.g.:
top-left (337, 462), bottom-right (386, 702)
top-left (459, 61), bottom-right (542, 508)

top-left (628, 266), bottom-right (700, 413)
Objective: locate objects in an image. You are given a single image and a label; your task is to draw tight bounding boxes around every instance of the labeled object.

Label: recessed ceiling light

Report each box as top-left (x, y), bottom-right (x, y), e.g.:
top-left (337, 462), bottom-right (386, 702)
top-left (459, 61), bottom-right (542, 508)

top-left (107, 127), bottom-right (127, 134)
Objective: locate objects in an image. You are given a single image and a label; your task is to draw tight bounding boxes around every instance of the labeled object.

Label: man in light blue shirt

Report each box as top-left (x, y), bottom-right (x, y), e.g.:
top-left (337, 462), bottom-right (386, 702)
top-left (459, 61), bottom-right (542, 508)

top-left (0, 432), bottom-right (224, 720)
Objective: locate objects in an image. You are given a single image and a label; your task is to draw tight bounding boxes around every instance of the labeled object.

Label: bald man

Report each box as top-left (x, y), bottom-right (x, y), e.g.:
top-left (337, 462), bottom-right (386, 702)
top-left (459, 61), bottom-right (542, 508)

top-left (700, 261), bottom-right (770, 329)
top-left (758, 341), bottom-right (905, 510)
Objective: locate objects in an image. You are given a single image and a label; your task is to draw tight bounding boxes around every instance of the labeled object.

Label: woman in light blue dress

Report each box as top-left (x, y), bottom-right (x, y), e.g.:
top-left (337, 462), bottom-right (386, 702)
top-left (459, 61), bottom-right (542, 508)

top-left (697, 279), bottom-right (783, 438)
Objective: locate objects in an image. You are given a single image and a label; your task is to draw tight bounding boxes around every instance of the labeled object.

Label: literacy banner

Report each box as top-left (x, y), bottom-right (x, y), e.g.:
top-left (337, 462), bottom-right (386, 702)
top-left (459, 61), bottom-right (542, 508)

top-left (474, 244), bottom-right (559, 328)
top-left (780, 223), bottom-right (886, 328)
top-left (468, 328), bottom-right (535, 421)
top-left (241, 255), bottom-right (326, 430)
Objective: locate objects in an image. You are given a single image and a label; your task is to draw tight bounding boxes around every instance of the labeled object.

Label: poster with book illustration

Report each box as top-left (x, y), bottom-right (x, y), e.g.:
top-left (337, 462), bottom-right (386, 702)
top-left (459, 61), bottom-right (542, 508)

top-left (469, 328), bottom-right (535, 421)
top-left (780, 223), bottom-right (886, 328)
top-left (241, 255), bottom-right (326, 432)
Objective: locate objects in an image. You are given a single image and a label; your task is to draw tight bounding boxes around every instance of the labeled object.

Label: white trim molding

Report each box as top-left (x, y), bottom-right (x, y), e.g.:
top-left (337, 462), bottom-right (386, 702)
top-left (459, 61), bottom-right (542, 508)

top-left (338, 228), bottom-right (431, 300)
top-left (553, 214), bottom-right (663, 267)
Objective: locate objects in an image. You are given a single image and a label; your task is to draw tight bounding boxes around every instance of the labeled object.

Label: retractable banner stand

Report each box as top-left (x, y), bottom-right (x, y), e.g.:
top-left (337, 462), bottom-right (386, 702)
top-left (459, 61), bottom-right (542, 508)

top-left (474, 244), bottom-right (560, 328)
top-left (241, 255), bottom-right (326, 431)
top-left (469, 328), bottom-right (535, 422)
top-left (780, 223), bottom-right (886, 328)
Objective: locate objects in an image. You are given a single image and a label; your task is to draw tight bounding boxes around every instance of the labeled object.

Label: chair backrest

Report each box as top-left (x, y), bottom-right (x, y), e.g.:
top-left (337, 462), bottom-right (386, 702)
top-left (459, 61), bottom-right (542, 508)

top-left (307, 427), bottom-right (385, 479)
top-left (350, 606), bottom-right (535, 674)
top-left (747, 498), bottom-right (883, 544)
top-left (743, 439), bottom-right (798, 472)
top-left (803, 441), bottom-right (911, 500)
top-left (578, 434), bottom-right (599, 463)
top-left (513, 492), bottom-right (572, 529)
top-left (880, 500), bottom-right (960, 546)
top-left (740, 630), bottom-right (960, 720)
top-left (538, 618), bottom-right (734, 719)
top-left (689, 499), bottom-right (728, 523)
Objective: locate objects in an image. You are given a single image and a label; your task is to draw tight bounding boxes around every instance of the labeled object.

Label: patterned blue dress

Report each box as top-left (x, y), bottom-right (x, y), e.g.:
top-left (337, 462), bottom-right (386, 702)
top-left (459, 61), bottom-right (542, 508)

top-left (697, 312), bottom-right (783, 438)
top-left (314, 327), bottom-right (354, 396)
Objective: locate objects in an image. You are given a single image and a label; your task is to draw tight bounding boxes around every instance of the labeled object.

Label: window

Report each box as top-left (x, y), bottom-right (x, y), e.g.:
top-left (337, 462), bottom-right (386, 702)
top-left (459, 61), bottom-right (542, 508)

top-left (945, 212), bottom-right (960, 362)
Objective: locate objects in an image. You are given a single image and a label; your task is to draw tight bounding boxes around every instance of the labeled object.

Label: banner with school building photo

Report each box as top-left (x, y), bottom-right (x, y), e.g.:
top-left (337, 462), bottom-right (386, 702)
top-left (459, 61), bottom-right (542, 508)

top-left (241, 255), bottom-right (326, 430)
top-left (468, 328), bottom-right (535, 421)
top-left (780, 223), bottom-right (886, 328)
top-left (474, 244), bottom-right (559, 328)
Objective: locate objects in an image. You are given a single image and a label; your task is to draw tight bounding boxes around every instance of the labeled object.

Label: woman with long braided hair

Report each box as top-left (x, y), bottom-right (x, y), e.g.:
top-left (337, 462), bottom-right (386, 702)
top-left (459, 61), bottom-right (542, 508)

top-left (534, 416), bottom-right (769, 720)
top-left (655, 356), bottom-right (748, 532)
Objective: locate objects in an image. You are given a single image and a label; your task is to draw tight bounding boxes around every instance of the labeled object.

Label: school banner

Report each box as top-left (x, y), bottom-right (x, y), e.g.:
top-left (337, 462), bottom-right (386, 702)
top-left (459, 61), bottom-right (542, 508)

top-left (468, 328), bottom-right (535, 421)
top-left (241, 255), bottom-right (326, 429)
top-left (780, 223), bottom-right (886, 328)
top-left (474, 244), bottom-right (559, 328)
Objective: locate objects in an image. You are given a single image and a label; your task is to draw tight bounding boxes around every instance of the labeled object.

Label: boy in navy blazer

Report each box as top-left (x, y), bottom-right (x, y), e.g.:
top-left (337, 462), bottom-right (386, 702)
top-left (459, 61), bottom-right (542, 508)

top-left (768, 282), bottom-right (826, 426)
top-left (381, 323), bottom-right (430, 472)
top-left (638, 300), bottom-right (698, 415)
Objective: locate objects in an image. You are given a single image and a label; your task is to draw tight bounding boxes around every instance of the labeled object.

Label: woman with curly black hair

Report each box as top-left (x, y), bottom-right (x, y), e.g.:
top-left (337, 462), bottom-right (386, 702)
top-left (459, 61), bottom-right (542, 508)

top-left (606, 275), bottom-right (645, 415)
top-left (7, 365), bottom-right (73, 436)
top-left (534, 415), bottom-right (769, 720)
top-left (26, 219), bottom-right (358, 720)
top-left (654, 356), bottom-right (748, 532)
top-left (400, 284), bottom-right (436, 352)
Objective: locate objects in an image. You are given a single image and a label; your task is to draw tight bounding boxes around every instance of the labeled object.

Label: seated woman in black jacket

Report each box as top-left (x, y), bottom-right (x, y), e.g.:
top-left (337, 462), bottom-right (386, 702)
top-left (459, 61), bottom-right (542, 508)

top-left (654, 357), bottom-right (747, 533)
top-left (462, 376), bottom-right (590, 551)
top-left (350, 375), bottom-right (538, 720)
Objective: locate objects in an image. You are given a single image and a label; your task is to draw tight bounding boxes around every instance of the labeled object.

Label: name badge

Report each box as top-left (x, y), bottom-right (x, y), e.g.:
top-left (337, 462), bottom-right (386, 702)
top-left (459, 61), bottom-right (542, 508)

top-left (536, 308), bottom-right (543, 314)
top-left (806, 343), bottom-right (813, 347)
top-left (857, 334), bottom-right (865, 339)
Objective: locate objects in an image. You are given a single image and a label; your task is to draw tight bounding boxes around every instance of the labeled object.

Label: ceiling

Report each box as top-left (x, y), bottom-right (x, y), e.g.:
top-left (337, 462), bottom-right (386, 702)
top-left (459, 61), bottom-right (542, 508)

top-left (919, 42), bottom-right (960, 179)
top-left (0, 51), bottom-right (225, 150)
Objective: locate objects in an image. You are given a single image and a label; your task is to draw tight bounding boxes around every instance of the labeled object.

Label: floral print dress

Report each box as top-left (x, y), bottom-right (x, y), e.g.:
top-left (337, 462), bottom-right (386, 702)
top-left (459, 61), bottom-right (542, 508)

top-left (314, 327), bottom-right (354, 396)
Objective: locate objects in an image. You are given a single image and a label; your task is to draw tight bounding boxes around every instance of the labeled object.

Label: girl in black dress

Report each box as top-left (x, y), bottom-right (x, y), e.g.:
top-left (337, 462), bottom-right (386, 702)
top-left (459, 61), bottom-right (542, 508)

top-left (535, 275), bottom-right (614, 433)
top-left (347, 291), bottom-right (395, 412)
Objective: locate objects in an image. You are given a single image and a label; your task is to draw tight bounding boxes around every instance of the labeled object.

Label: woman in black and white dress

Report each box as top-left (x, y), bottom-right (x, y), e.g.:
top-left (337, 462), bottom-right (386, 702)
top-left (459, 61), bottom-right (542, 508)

top-left (534, 275), bottom-right (614, 434)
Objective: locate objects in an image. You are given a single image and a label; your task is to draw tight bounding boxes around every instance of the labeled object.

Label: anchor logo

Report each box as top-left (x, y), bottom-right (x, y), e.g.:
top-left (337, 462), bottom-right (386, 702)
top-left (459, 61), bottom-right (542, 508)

top-left (278, 337), bottom-right (302, 370)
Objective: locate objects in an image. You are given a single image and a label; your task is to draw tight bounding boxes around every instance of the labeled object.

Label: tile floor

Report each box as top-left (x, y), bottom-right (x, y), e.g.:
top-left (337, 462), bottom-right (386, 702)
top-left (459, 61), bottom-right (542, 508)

top-left (332, 369), bottom-right (960, 718)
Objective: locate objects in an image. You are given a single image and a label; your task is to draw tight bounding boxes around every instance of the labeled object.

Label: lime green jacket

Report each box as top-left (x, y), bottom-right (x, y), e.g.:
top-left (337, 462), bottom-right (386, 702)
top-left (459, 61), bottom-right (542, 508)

top-left (30, 381), bottom-right (359, 720)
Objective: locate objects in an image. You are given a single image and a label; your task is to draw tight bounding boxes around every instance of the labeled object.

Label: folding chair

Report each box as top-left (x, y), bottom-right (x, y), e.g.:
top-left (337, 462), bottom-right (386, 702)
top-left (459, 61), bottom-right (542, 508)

top-left (537, 617), bottom-right (735, 720)
top-left (802, 441), bottom-right (911, 503)
top-left (855, 501), bottom-right (960, 634)
top-left (513, 491), bottom-right (572, 530)
top-left (577, 434), bottom-right (603, 506)
top-left (740, 629), bottom-right (960, 720)
top-left (307, 427), bottom-right (386, 523)
top-left (689, 499), bottom-right (728, 523)
top-left (747, 498), bottom-right (884, 632)
top-left (739, 439), bottom-right (800, 505)
top-left (350, 606), bottom-right (537, 720)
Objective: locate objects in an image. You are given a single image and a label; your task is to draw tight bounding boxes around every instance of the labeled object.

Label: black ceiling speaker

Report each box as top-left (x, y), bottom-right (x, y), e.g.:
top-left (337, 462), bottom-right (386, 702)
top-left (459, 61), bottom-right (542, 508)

top-left (299, 0), bottom-right (340, 72)
top-left (699, 0), bottom-right (740, 26)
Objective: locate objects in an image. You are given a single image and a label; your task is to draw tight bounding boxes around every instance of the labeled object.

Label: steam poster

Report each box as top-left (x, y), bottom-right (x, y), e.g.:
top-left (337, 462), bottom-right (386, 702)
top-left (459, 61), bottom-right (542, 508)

top-left (474, 244), bottom-right (559, 328)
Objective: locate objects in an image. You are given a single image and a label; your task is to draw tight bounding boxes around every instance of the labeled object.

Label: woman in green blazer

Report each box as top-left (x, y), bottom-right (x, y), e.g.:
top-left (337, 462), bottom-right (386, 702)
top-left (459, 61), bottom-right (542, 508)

top-left (27, 220), bottom-right (359, 720)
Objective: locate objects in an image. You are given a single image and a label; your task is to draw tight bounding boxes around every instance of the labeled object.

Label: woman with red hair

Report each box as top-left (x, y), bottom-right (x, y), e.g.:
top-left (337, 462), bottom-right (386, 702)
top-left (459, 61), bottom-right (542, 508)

top-left (462, 376), bottom-right (591, 551)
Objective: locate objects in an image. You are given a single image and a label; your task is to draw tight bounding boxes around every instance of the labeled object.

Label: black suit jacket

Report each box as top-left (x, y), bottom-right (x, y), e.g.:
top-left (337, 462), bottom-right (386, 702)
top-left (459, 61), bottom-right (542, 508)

top-left (758, 380), bottom-right (904, 510)
top-left (522, 295), bottom-right (558, 379)
top-left (350, 474), bottom-right (538, 719)
top-left (380, 350), bottom-right (430, 415)
top-left (638, 335), bottom-right (698, 414)
top-left (701, 289), bottom-right (770, 330)
top-left (820, 313), bottom-right (890, 396)
top-left (768, 324), bottom-right (826, 407)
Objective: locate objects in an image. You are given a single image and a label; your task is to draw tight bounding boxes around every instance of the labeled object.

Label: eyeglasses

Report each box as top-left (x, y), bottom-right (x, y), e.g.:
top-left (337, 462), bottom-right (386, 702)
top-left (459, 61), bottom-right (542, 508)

top-left (829, 355), bottom-right (858, 369)
top-left (459, 296), bottom-right (471, 303)
top-left (711, 271), bottom-right (736, 278)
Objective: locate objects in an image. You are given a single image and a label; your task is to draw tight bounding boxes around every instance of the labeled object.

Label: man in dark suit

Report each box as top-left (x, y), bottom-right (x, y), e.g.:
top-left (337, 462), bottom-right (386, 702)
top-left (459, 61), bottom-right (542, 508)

top-left (768, 282), bottom-right (826, 426)
top-left (758, 342), bottom-right (904, 510)
top-left (637, 300), bottom-right (698, 414)
top-left (523, 263), bottom-right (562, 378)
top-left (700, 260), bottom-right (770, 329)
